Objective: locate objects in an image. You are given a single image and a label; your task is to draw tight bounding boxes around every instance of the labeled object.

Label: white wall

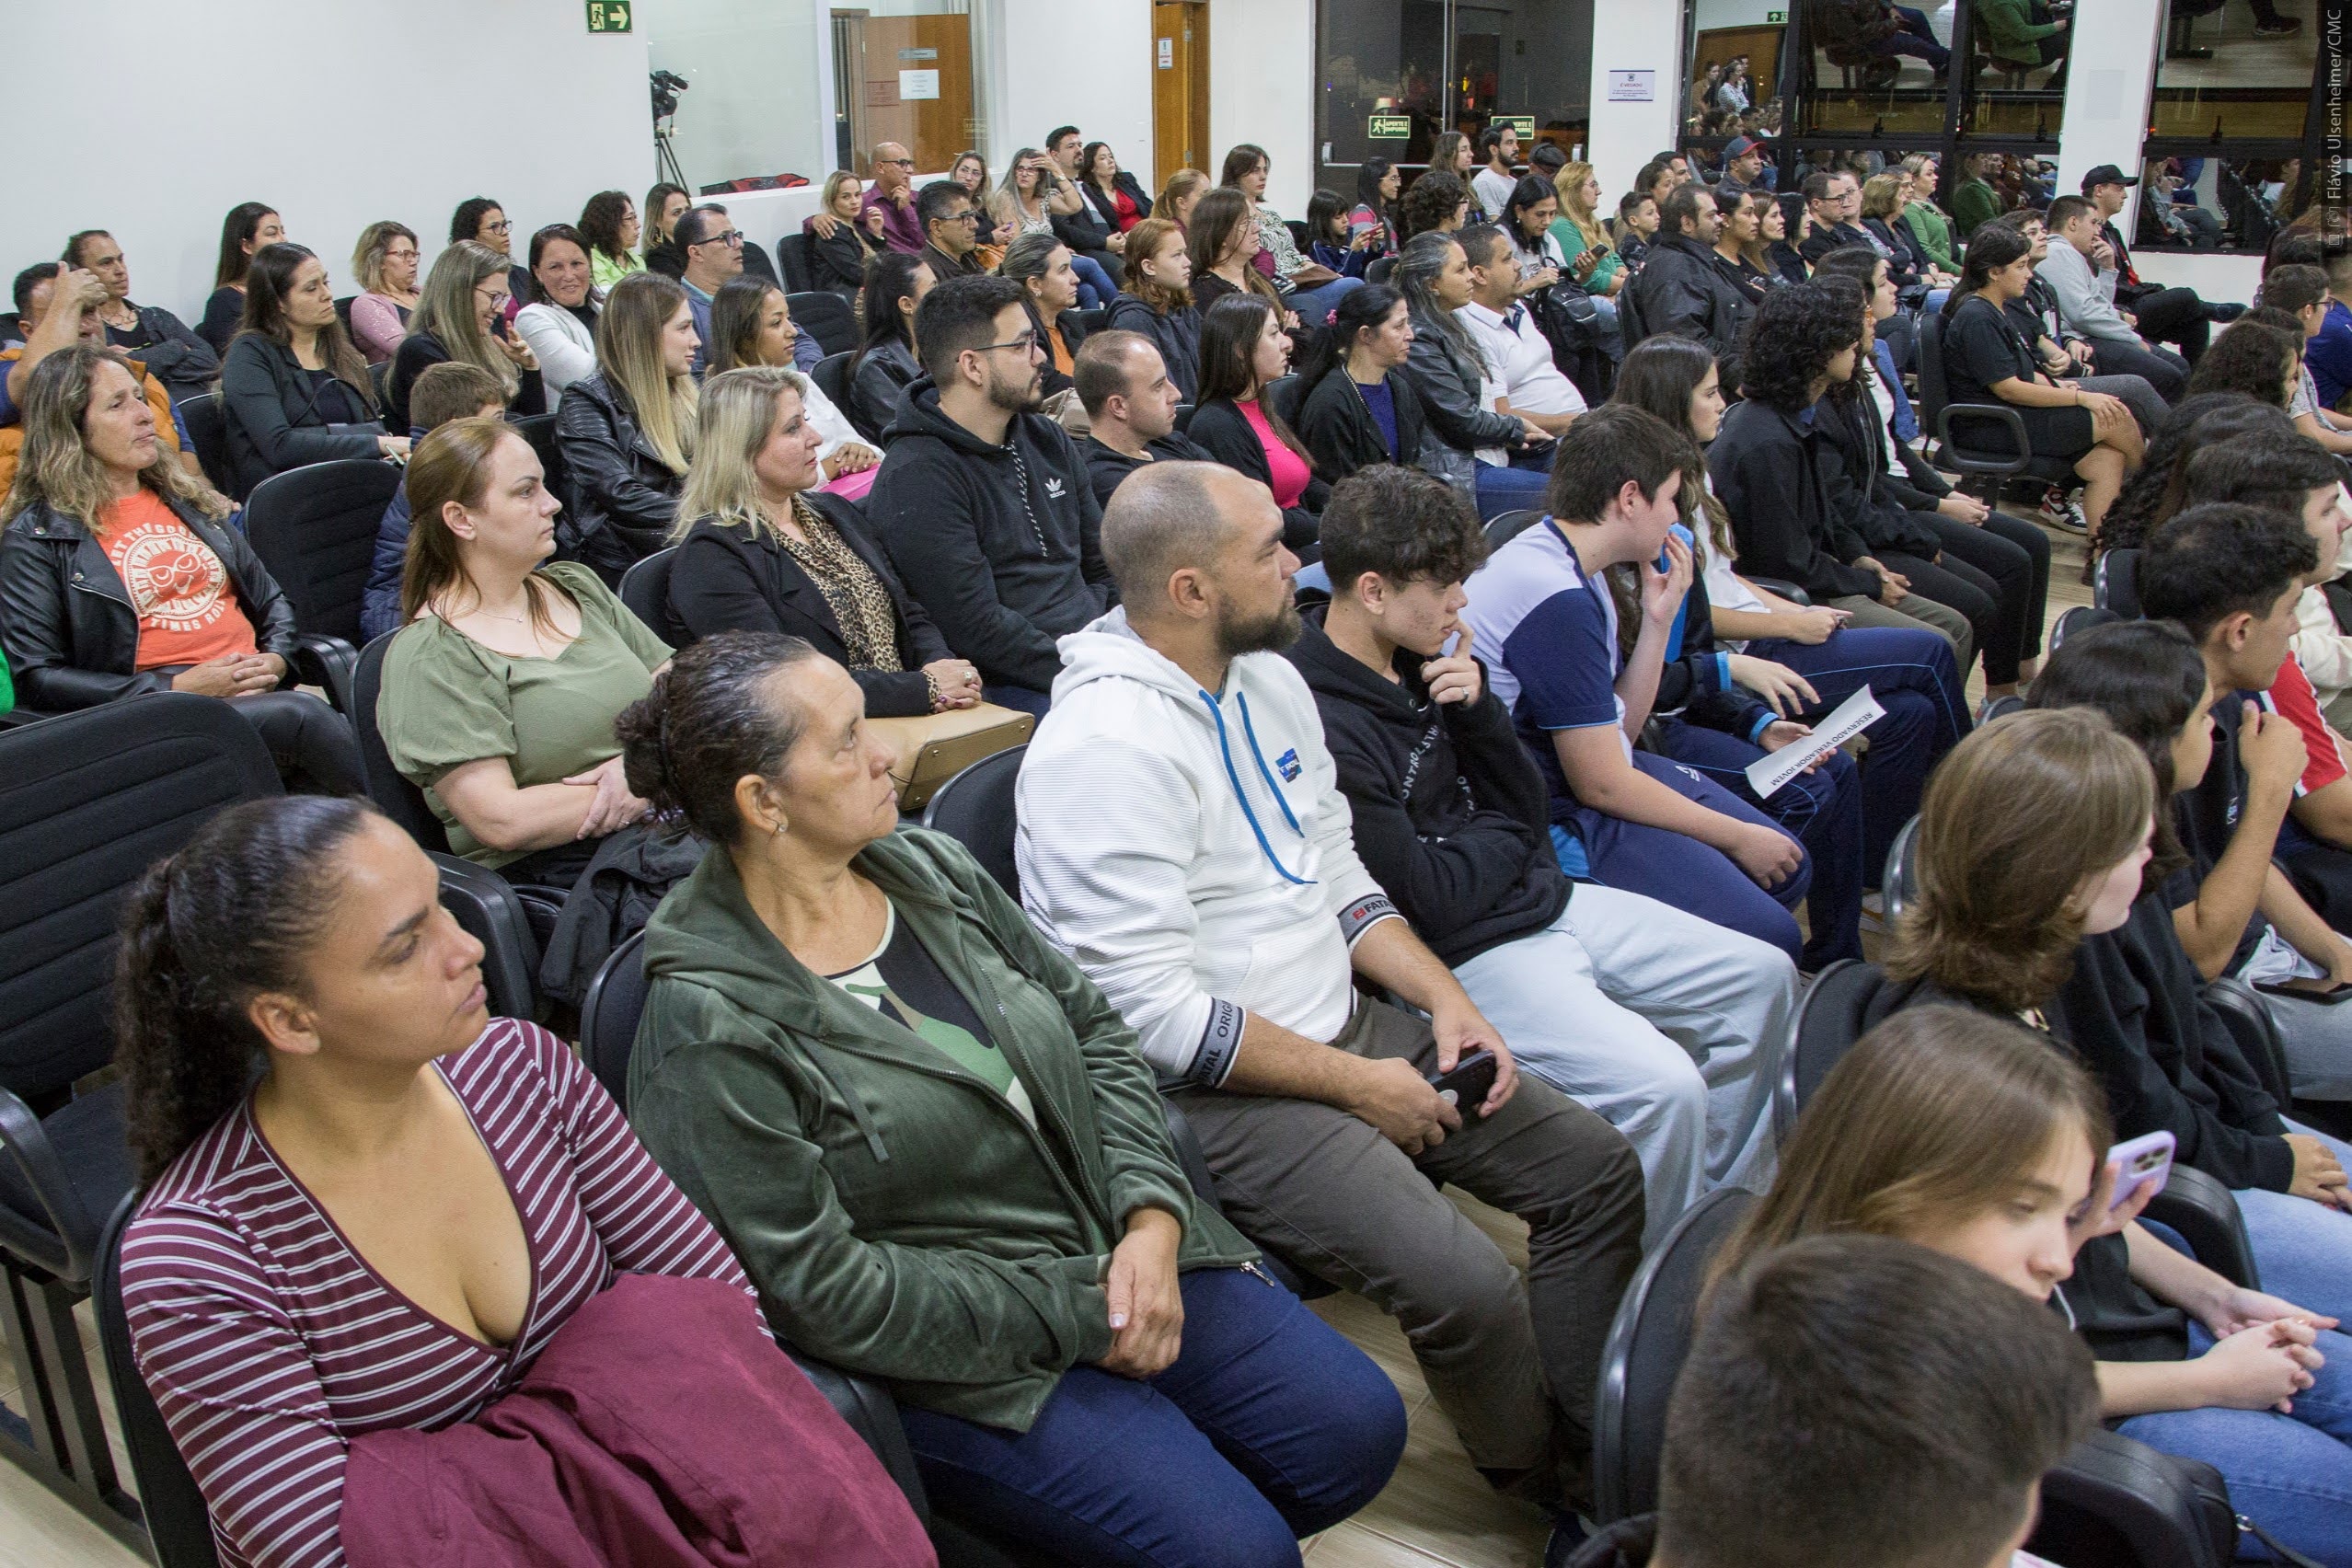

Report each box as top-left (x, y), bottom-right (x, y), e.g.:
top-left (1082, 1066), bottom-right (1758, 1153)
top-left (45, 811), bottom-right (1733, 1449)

top-left (1210, 0), bottom-right (1316, 215)
top-left (1586, 2), bottom-right (1684, 192)
top-left (2054, 0), bottom-right (2162, 238)
top-left (19, 0), bottom-right (651, 324)
top-left (986, 0), bottom-right (1156, 178)
top-left (646, 0), bottom-right (834, 192)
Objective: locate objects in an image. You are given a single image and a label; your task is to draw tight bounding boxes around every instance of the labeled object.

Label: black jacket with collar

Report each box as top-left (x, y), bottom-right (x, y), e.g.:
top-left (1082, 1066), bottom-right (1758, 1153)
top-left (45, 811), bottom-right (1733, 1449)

top-left (1294, 364), bottom-right (1428, 485)
top-left (1862, 216), bottom-right (1928, 290)
top-left (1078, 172), bottom-right (1154, 234)
top-left (663, 490), bottom-right (951, 718)
top-left (848, 337), bottom-right (921, 444)
top-left (1050, 181), bottom-right (1117, 259)
top-left (1798, 218), bottom-right (1873, 267)
top-left (1284, 608), bottom-right (1570, 968)
top-left (1708, 398), bottom-right (1885, 602)
top-left (111, 302), bottom-right (220, 399)
top-left (919, 242), bottom-right (986, 284)
top-left (1627, 235), bottom-right (1752, 388)
top-left (1184, 397), bottom-right (1328, 559)
top-left (217, 333), bottom-right (387, 500)
top-left (804, 219), bottom-right (877, 297)
top-left (1080, 432), bottom-right (1214, 509)
top-left (1101, 294), bottom-right (1202, 401)
top-left (0, 493), bottom-right (297, 710)
top-left (553, 370), bottom-right (687, 581)
top-left (386, 329), bottom-right (547, 434)
top-left (866, 375), bottom-right (1112, 693)
top-left (1810, 389), bottom-right (1943, 558)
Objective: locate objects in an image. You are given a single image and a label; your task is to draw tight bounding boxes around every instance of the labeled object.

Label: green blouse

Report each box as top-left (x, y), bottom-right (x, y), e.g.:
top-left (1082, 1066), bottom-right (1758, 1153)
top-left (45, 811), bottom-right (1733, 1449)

top-left (378, 561), bottom-right (671, 866)
top-left (1903, 200), bottom-right (1956, 271)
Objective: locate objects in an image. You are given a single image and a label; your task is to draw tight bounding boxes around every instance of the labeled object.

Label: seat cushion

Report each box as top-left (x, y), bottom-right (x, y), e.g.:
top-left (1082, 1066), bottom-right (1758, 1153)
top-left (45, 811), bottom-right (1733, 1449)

top-left (0, 1078), bottom-right (133, 1281)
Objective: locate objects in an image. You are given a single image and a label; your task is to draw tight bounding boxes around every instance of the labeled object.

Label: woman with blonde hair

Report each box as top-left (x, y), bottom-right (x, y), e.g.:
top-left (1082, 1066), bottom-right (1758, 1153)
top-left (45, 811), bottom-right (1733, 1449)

top-left (1550, 161), bottom-right (1625, 313)
top-left (663, 365), bottom-right (975, 714)
top-left (803, 170), bottom-right (880, 299)
top-left (1898, 152), bottom-right (1957, 272)
top-left (348, 220), bottom-right (420, 364)
top-left (1861, 170), bottom-right (1950, 294)
top-left (1157, 167), bottom-right (1210, 231)
top-left (1713, 1001), bottom-right (2352, 1567)
top-left (555, 270), bottom-right (699, 581)
top-left (704, 274), bottom-right (881, 492)
top-left (386, 241), bottom-right (543, 431)
top-left (381, 415), bottom-right (670, 885)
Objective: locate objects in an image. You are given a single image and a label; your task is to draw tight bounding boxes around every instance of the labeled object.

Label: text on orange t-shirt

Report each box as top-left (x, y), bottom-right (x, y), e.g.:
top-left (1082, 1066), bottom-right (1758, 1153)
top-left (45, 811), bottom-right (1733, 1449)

top-left (98, 491), bottom-right (260, 670)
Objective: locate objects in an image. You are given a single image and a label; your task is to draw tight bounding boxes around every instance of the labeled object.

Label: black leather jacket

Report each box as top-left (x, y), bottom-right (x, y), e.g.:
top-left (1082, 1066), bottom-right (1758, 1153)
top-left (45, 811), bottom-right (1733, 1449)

top-left (0, 494), bottom-right (296, 710)
top-left (1627, 236), bottom-right (1753, 389)
top-left (553, 371), bottom-right (686, 581)
top-left (219, 334), bottom-right (386, 500)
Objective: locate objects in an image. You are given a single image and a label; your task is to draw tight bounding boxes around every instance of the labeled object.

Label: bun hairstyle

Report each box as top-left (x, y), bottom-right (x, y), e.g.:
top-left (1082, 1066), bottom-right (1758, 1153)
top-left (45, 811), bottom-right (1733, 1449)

top-left (116, 797), bottom-right (377, 1184)
top-left (616, 631), bottom-right (828, 846)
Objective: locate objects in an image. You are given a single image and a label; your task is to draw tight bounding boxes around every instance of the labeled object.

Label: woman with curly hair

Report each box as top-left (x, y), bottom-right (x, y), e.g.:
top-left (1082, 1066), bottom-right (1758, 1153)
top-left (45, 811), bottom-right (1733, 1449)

top-left (1399, 170), bottom-right (1471, 242)
top-left (2094, 394), bottom-right (2289, 554)
top-left (2185, 319), bottom-right (2302, 409)
top-left (1707, 281), bottom-right (1976, 661)
top-left (577, 189), bottom-right (644, 291)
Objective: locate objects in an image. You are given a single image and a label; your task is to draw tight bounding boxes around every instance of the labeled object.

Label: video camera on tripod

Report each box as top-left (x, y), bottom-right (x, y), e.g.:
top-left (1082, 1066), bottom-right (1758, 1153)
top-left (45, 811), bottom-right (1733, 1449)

top-left (651, 69), bottom-right (689, 120)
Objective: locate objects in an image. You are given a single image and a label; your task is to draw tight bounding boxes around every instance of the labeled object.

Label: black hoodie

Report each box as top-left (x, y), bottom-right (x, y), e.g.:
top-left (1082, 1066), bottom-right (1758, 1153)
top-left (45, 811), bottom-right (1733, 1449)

top-left (1081, 431), bottom-right (1214, 509)
top-left (866, 375), bottom-right (1113, 693)
top-left (1284, 608), bottom-right (1570, 967)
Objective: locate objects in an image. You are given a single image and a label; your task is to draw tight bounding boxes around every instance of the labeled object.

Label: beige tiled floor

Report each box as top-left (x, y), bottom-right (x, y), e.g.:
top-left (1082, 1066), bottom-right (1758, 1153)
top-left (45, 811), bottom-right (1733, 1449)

top-left (0, 519), bottom-right (2094, 1568)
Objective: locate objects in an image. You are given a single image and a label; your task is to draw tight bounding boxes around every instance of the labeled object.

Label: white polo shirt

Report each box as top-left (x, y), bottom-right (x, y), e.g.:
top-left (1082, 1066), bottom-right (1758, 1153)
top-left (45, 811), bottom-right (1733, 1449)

top-left (1458, 301), bottom-right (1589, 421)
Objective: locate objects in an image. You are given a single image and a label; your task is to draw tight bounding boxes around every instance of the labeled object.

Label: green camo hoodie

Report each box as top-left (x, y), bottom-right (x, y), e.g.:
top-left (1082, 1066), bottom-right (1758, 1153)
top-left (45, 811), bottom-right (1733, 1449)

top-left (628, 826), bottom-right (1257, 1431)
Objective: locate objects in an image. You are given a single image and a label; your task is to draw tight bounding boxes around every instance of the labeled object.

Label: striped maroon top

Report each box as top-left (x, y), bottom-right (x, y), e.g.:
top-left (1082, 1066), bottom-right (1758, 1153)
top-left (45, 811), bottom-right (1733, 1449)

top-left (120, 1018), bottom-right (756, 1568)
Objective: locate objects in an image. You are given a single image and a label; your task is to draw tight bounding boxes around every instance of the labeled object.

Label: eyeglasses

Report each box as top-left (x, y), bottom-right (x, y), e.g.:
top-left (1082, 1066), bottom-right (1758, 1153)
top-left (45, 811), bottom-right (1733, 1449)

top-left (880, 157), bottom-right (915, 168)
top-left (483, 221), bottom-right (513, 236)
top-left (694, 230), bottom-right (745, 248)
top-left (974, 332), bottom-right (1041, 356)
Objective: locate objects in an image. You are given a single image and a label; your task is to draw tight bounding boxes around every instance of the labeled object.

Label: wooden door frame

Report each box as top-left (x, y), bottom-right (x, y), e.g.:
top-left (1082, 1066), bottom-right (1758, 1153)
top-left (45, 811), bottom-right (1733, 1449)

top-left (1152, 1), bottom-right (1210, 189)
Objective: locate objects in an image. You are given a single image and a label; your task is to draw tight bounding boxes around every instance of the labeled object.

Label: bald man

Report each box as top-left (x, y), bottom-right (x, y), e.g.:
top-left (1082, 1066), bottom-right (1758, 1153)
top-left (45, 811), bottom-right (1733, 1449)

top-left (1016, 460), bottom-right (1644, 1519)
top-left (1075, 330), bottom-right (1214, 507)
top-left (859, 142), bottom-right (924, 255)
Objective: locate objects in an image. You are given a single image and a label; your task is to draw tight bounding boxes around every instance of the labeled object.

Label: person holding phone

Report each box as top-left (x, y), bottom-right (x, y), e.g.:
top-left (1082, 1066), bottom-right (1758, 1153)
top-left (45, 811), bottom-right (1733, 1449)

top-left (1712, 1005), bottom-right (2352, 1568)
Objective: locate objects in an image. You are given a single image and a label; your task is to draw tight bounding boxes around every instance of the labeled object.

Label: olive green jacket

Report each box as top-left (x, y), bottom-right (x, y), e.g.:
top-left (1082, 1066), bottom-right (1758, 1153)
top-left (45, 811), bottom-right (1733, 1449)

top-left (628, 827), bottom-right (1255, 1431)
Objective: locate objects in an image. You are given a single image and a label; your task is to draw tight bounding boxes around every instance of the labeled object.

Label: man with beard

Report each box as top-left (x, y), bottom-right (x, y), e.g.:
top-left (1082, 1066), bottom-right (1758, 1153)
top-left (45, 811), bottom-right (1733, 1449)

top-left (868, 274), bottom-right (1112, 714)
top-left (1015, 459), bottom-right (1645, 1542)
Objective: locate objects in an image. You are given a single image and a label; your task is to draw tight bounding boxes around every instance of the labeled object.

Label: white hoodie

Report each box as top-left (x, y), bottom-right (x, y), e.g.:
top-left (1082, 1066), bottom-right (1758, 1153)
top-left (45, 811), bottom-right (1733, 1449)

top-left (1016, 609), bottom-right (1400, 1084)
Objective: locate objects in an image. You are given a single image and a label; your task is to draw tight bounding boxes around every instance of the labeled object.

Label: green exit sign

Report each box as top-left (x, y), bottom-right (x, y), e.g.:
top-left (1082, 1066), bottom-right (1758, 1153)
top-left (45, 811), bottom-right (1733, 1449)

top-left (586, 0), bottom-right (631, 31)
top-left (1767, 8), bottom-right (1786, 18)
top-left (1368, 114), bottom-right (1412, 139)
top-left (1491, 114), bottom-right (1536, 137)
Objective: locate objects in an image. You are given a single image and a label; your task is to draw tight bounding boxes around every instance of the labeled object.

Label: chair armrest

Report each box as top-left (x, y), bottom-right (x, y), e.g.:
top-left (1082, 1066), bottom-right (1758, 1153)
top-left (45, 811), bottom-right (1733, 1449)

top-left (1932, 399), bottom-right (2033, 477)
top-left (1159, 1098), bottom-right (1224, 1212)
top-left (290, 632), bottom-right (359, 716)
top-left (2203, 976), bottom-right (2297, 1113)
top-left (1744, 577), bottom-right (1812, 606)
top-left (2142, 1164), bottom-right (2261, 1292)
top-left (0, 1086), bottom-right (99, 1282)
top-left (784, 1347), bottom-right (930, 1528)
top-left (430, 852), bottom-right (544, 1022)
top-left (2035, 1427), bottom-right (2237, 1568)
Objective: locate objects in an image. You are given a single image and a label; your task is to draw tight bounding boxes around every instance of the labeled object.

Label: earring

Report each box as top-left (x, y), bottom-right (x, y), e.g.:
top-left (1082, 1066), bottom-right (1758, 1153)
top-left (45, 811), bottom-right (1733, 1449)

top-left (772, 817), bottom-right (788, 836)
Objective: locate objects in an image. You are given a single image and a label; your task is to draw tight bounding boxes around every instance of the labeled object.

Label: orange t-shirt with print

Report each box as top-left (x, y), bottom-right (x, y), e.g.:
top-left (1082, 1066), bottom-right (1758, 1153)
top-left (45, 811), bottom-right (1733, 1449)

top-left (99, 491), bottom-right (259, 670)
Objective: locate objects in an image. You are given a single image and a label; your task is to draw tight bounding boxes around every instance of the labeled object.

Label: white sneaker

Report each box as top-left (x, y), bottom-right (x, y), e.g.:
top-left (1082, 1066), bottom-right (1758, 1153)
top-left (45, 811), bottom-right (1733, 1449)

top-left (2038, 486), bottom-right (2088, 534)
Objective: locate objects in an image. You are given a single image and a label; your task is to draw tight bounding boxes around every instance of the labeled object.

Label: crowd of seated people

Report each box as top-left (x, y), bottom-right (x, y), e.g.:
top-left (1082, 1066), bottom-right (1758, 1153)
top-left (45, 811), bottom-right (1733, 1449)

top-left (26, 127), bottom-right (2352, 1568)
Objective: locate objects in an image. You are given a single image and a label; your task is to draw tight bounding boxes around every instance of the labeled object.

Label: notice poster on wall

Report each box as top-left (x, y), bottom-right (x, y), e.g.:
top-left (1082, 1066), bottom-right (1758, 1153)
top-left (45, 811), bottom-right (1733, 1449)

top-left (899, 68), bottom-right (940, 100)
top-left (1607, 69), bottom-right (1655, 102)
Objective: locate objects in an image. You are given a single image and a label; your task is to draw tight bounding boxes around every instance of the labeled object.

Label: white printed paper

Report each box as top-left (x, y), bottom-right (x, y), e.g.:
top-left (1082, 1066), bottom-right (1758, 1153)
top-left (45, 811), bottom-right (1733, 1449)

top-left (898, 68), bottom-right (940, 99)
top-left (1745, 685), bottom-right (1882, 800)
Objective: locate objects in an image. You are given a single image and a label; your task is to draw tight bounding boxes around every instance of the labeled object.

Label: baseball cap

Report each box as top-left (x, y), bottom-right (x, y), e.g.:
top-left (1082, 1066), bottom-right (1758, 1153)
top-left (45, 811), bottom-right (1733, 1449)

top-left (1726, 134), bottom-right (1771, 158)
top-left (2080, 164), bottom-right (2139, 191)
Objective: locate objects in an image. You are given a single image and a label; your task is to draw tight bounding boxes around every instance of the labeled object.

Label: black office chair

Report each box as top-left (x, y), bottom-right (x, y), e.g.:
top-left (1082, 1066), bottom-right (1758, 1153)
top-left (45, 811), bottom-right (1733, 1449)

top-left (1917, 315), bottom-right (2081, 505)
top-left (509, 410), bottom-right (570, 514)
top-left (1771, 958), bottom-right (1888, 1143)
top-left (742, 239), bottom-right (780, 288)
top-left (2096, 548), bottom-right (2143, 617)
top-left (2052, 604), bottom-right (2120, 651)
top-left (812, 350), bottom-right (857, 417)
top-left (1881, 814), bottom-right (1921, 922)
top-left (240, 457), bottom-right (405, 714)
top-left (775, 232), bottom-right (816, 294)
top-left (618, 547), bottom-right (678, 637)
top-left (0, 694), bottom-right (279, 1537)
top-left (175, 392), bottom-right (237, 498)
top-left (1365, 256), bottom-right (1397, 287)
top-left (921, 745), bottom-right (1026, 897)
top-left (1172, 403), bottom-right (1196, 434)
top-left (1485, 509), bottom-right (1547, 547)
top-left (369, 358), bottom-right (393, 409)
top-left (1068, 306), bottom-right (1108, 336)
top-left (581, 929), bottom-right (649, 1107)
top-left (351, 633), bottom-right (553, 1018)
top-left (1264, 373), bottom-right (1302, 426)
top-left (1285, 219), bottom-right (1311, 251)
top-left (95, 1196), bottom-right (221, 1568)
top-left (790, 291), bottom-right (860, 357)
top-left (1614, 277), bottom-right (1648, 355)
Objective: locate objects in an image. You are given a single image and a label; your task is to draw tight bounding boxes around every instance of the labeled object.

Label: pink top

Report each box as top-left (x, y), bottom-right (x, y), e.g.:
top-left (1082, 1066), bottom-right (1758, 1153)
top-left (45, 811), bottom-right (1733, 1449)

top-left (121, 1019), bottom-right (755, 1568)
top-left (1240, 398), bottom-right (1311, 509)
top-left (347, 294), bottom-right (409, 366)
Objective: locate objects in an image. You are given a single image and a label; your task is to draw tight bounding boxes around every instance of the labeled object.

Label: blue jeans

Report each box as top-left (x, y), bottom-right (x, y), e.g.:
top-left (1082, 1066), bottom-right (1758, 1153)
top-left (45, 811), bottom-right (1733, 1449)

top-left (1283, 275), bottom-right (1366, 328)
top-left (2118, 1323), bottom-right (2352, 1566)
top-left (1743, 624), bottom-right (1969, 886)
top-left (1473, 449), bottom-right (1556, 521)
top-left (899, 1267), bottom-right (1407, 1567)
top-left (1072, 253), bottom-right (1118, 308)
top-left (1652, 716), bottom-right (1867, 969)
top-left (1561, 748), bottom-right (1814, 966)
top-left (2234, 1123), bottom-right (2352, 1325)
top-left (1871, 4), bottom-right (1952, 68)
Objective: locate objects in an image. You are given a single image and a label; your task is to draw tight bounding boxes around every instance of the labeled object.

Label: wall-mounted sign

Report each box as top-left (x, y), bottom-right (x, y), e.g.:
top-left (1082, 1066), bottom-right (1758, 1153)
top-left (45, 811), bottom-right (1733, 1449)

top-left (1491, 114), bottom-right (1536, 137)
top-left (1767, 9), bottom-right (1786, 20)
top-left (1368, 113), bottom-right (1413, 139)
top-left (585, 0), bottom-right (630, 31)
top-left (899, 68), bottom-right (940, 100)
top-left (1159, 37), bottom-right (1173, 67)
top-left (1607, 69), bottom-right (1655, 102)
top-left (898, 47), bottom-right (936, 60)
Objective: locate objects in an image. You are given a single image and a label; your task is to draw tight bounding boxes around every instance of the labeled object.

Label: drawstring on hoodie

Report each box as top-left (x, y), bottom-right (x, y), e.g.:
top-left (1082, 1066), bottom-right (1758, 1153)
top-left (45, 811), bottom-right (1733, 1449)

top-left (1196, 689), bottom-right (1316, 886)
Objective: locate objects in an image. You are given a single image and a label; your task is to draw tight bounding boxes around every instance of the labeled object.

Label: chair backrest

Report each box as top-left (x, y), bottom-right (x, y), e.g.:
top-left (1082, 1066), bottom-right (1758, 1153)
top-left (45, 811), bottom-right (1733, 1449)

top-left (1882, 813), bottom-right (1920, 922)
top-left (1285, 218), bottom-right (1311, 251)
top-left (1772, 957), bottom-right (1890, 1142)
top-left (510, 411), bottom-right (568, 512)
top-left (812, 350), bottom-right (856, 415)
top-left (96, 1197), bottom-right (223, 1568)
top-left (580, 928), bottom-right (650, 1106)
top-left (1366, 255), bottom-right (1396, 286)
top-left (741, 239), bottom-right (780, 289)
top-left (775, 232), bottom-right (816, 294)
top-left (2051, 604), bottom-right (2120, 652)
top-left (1486, 509), bottom-right (1547, 547)
top-left (352, 631), bottom-right (453, 853)
top-left (369, 358), bottom-right (393, 408)
top-left (1615, 271), bottom-right (1648, 352)
top-left (618, 547), bottom-right (678, 636)
top-left (921, 744), bottom-right (1025, 897)
top-left (1591, 1185), bottom-right (1758, 1523)
top-left (2096, 548), bottom-right (2142, 617)
top-left (241, 458), bottom-right (405, 647)
top-left (1265, 373), bottom-right (1301, 426)
top-left (0, 695), bottom-right (280, 1104)
top-left (1914, 311), bottom-right (1953, 427)
top-left (789, 291), bottom-right (859, 357)
top-left (1068, 306), bottom-right (1108, 336)
top-left (175, 392), bottom-right (237, 497)
top-left (1172, 402), bottom-right (1197, 434)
